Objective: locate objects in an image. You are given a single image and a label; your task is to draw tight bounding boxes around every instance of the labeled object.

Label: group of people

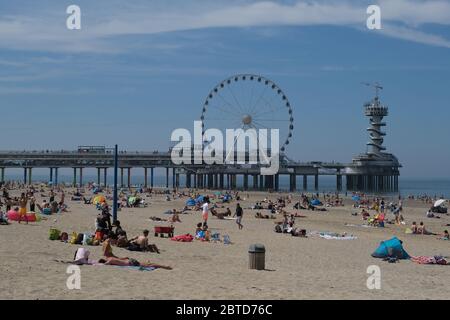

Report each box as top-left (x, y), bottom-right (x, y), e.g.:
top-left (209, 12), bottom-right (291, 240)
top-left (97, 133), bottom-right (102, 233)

top-left (0, 186), bottom-right (67, 224)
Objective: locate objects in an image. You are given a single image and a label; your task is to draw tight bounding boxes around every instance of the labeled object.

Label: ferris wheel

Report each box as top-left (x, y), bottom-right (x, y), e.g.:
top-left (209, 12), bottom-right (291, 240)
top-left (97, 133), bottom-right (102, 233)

top-left (200, 74), bottom-right (294, 153)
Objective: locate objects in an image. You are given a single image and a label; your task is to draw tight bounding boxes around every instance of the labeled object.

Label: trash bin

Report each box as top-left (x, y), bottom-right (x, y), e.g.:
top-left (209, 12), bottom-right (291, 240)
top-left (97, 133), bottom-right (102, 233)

top-left (249, 244), bottom-right (265, 270)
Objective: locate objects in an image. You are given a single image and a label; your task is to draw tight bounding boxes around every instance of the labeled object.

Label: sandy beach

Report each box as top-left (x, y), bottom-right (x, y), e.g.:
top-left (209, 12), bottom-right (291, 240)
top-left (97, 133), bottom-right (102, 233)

top-left (0, 187), bottom-right (449, 300)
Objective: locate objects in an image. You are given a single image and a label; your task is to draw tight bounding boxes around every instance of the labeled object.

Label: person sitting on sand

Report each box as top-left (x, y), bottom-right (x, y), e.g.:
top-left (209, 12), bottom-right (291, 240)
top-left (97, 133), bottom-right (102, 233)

top-left (113, 220), bottom-right (126, 237)
top-left (436, 230), bottom-right (449, 240)
top-left (98, 257), bottom-right (172, 270)
top-left (128, 230), bottom-right (160, 253)
top-left (169, 209), bottom-right (181, 223)
top-left (417, 222), bottom-right (435, 235)
top-left (0, 210), bottom-right (9, 225)
top-left (411, 221), bottom-right (418, 234)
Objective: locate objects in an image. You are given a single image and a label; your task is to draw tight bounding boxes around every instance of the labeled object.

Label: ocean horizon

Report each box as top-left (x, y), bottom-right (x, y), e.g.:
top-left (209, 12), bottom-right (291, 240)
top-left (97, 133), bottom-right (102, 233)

top-left (2, 172), bottom-right (449, 198)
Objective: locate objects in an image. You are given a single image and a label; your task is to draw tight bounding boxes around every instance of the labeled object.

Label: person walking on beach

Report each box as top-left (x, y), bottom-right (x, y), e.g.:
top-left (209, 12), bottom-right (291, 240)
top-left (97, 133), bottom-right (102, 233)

top-left (29, 193), bottom-right (36, 212)
top-left (234, 203), bottom-right (244, 230)
top-left (202, 197), bottom-right (210, 227)
top-left (18, 193), bottom-right (28, 224)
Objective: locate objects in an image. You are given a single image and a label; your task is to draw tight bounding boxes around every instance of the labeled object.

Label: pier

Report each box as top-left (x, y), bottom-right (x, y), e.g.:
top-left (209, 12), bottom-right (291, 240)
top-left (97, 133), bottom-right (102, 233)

top-left (0, 82), bottom-right (401, 193)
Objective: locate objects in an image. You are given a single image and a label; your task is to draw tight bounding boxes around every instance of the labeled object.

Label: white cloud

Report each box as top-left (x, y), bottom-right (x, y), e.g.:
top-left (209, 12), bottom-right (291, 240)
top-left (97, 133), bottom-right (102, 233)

top-left (0, 0), bottom-right (449, 53)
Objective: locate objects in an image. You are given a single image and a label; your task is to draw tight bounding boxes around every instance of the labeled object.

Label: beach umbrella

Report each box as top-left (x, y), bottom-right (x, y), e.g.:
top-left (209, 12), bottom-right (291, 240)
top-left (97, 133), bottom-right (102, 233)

top-left (196, 195), bottom-right (205, 203)
top-left (352, 195), bottom-right (361, 202)
top-left (93, 195), bottom-right (106, 205)
top-left (311, 199), bottom-right (322, 206)
top-left (434, 199), bottom-right (446, 207)
top-left (186, 199), bottom-right (196, 206)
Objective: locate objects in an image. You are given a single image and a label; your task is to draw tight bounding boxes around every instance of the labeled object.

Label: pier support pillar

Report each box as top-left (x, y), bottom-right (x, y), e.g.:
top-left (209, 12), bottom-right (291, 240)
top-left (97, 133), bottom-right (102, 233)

top-left (259, 175), bottom-right (264, 190)
top-left (303, 175), bottom-right (307, 191)
top-left (337, 174), bottom-right (343, 192)
top-left (186, 173), bottom-right (191, 188)
top-left (243, 174), bottom-right (249, 190)
top-left (219, 174), bottom-right (224, 189)
top-left (150, 168), bottom-right (154, 188)
top-left (97, 168), bottom-right (101, 186)
top-left (252, 175), bottom-right (258, 190)
top-left (127, 168), bottom-right (131, 188)
top-left (172, 168), bottom-right (176, 189)
top-left (120, 168), bottom-right (124, 188)
top-left (50, 168), bottom-right (54, 184)
top-left (166, 168), bottom-right (169, 189)
top-left (103, 168), bottom-right (107, 187)
top-left (72, 168), bottom-right (77, 187)
top-left (175, 173), bottom-right (180, 189)
top-left (28, 167), bottom-right (32, 185)
top-left (289, 174), bottom-right (296, 192)
top-left (144, 168), bottom-right (148, 188)
top-left (275, 174), bottom-right (279, 191)
top-left (23, 168), bottom-right (27, 184)
top-left (314, 174), bottom-right (319, 191)
top-left (79, 168), bottom-right (83, 187)
top-left (55, 168), bottom-right (58, 186)
top-left (1, 167), bottom-right (5, 183)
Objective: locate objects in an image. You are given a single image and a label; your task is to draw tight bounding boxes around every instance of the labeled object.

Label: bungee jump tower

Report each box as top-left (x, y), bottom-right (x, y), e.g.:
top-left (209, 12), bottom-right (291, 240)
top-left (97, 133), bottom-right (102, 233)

top-left (346, 83), bottom-right (401, 193)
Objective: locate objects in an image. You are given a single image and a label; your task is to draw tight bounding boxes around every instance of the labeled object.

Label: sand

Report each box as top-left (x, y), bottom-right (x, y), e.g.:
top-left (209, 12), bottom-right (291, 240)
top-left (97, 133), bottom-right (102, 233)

top-left (0, 188), bottom-right (449, 300)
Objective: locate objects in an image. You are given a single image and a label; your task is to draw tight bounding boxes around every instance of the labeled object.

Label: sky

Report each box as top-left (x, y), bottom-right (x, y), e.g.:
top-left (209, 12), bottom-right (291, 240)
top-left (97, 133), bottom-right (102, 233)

top-left (0, 0), bottom-right (450, 178)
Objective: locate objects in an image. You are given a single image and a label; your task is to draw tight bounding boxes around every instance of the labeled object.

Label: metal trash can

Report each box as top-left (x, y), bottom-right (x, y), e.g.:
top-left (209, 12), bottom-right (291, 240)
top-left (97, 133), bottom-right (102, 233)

top-left (249, 244), bottom-right (265, 270)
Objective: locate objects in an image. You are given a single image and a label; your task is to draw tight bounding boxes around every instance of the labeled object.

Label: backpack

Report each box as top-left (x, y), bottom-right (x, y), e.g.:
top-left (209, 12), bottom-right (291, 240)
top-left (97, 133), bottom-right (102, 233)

top-left (49, 228), bottom-right (61, 240)
top-left (60, 232), bottom-right (69, 242)
top-left (274, 225), bottom-right (282, 233)
top-left (69, 232), bottom-right (78, 244)
top-left (75, 233), bottom-right (84, 245)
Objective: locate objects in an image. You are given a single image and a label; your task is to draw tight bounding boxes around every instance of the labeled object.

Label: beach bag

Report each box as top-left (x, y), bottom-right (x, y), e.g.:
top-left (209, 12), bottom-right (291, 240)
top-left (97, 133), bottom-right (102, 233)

top-left (49, 228), bottom-right (61, 241)
top-left (274, 225), bottom-right (282, 233)
top-left (60, 232), bottom-right (69, 242)
top-left (42, 208), bottom-right (52, 215)
top-left (75, 233), bottom-right (84, 245)
top-left (223, 235), bottom-right (231, 245)
top-left (69, 232), bottom-right (78, 244)
top-left (94, 231), bottom-right (103, 241)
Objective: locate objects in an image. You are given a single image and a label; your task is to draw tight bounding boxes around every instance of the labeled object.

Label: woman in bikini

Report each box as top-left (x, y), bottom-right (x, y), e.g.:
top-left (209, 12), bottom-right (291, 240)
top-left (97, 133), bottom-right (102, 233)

top-left (99, 257), bottom-right (172, 270)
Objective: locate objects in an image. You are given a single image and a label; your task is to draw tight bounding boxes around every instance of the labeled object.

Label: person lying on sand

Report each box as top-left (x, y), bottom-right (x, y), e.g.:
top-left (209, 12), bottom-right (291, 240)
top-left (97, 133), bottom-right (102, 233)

top-left (129, 230), bottom-right (160, 253)
top-left (98, 257), bottom-right (172, 270)
top-left (255, 212), bottom-right (275, 219)
top-left (149, 216), bottom-right (167, 222)
top-left (291, 228), bottom-right (307, 237)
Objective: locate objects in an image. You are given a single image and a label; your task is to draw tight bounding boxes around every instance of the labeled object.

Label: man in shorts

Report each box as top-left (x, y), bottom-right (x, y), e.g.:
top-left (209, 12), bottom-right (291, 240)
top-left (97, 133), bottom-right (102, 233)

top-left (234, 203), bottom-right (244, 230)
top-left (18, 193), bottom-right (28, 224)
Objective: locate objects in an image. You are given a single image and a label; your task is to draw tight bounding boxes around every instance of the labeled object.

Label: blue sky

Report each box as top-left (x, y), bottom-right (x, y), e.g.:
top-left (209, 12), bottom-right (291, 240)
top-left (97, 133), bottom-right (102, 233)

top-left (1, 0), bottom-right (450, 177)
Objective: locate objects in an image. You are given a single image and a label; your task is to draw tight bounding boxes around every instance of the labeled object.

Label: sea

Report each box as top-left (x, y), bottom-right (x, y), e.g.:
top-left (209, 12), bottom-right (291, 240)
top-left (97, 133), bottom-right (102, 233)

top-left (3, 170), bottom-right (450, 198)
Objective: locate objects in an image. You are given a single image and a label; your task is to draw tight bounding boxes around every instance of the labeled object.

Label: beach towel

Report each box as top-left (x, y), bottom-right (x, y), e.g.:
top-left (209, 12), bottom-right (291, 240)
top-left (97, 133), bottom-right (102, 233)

top-left (320, 234), bottom-right (357, 240)
top-left (110, 265), bottom-right (156, 271)
top-left (345, 223), bottom-right (372, 228)
top-left (410, 256), bottom-right (448, 265)
top-left (171, 234), bottom-right (194, 242)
